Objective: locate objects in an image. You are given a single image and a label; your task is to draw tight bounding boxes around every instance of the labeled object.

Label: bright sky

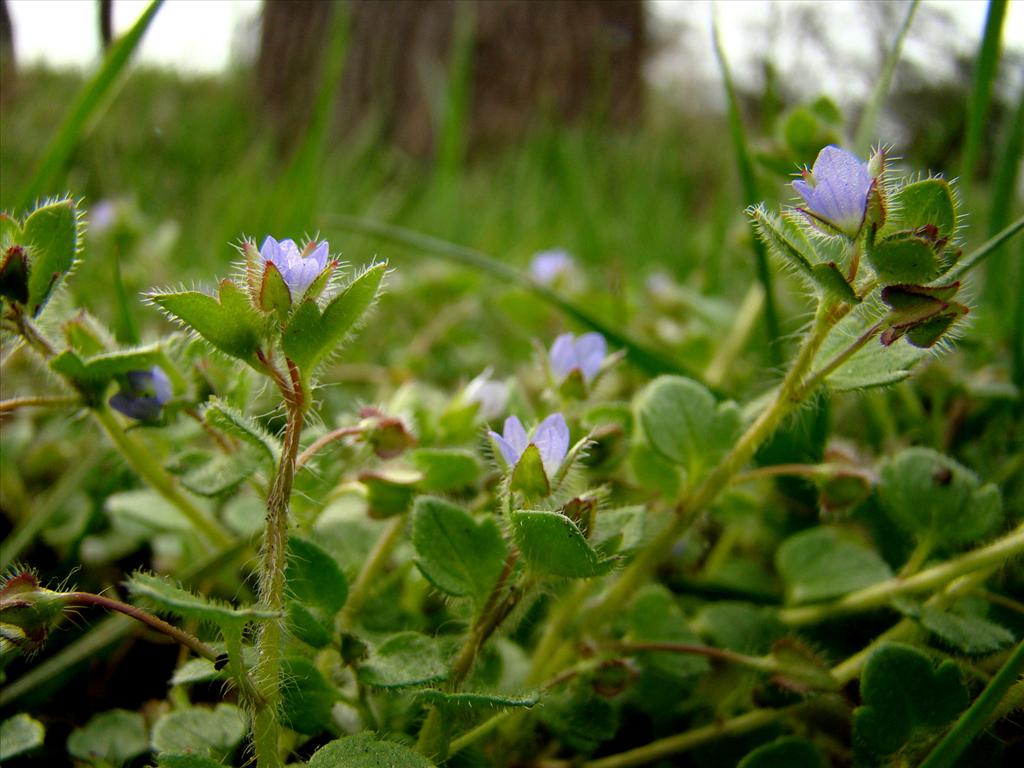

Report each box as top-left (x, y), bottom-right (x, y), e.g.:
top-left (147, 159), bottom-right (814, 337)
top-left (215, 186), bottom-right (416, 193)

top-left (7, 0), bottom-right (1024, 82)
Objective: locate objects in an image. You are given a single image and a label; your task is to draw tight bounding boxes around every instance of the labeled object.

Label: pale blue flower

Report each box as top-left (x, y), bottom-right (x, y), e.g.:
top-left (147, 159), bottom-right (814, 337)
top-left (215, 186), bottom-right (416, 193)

top-left (793, 146), bottom-right (874, 236)
top-left (463, 368), bottom-right (508, 421)
top-left (550, 332), bottom-right (606, 383)
top-left (489, 414), bottom-right (569, 476)
top-left (530, 249), bottom-right (574, 285)
top-left (110, 366), bottom-right (171, 421)
top-left (259, 236), bottom-right (331, 300)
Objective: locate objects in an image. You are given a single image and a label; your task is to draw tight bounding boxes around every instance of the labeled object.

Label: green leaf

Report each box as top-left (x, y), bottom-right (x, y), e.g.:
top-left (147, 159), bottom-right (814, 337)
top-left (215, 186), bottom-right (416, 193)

top-left (202, 399), bottom-right (281, 466)
top-left (893, 178), bottom-right (957, 241)
top-left (282, 262), bottom-right (385, 372)
top-left (50, 345), bottom-right (165, 401)
top-left (738, 736), bottom-right (827, 768)
top-left (151, 703), bottom-right (247, 760)
top-left (776, 527), bottom-right (893, 604)
top-left (0, 713), bottom-right (45, 760)
top-left (417, 690), bottom-right (539, 710)
top-left (67, 709), bottom-right (148, 766)
top-left (156, 756), bottom-right (226, 768)
top-left (878, 448), bottom-right (1002, 546)
top-left (629, 584), bottom-right (711, 679)
top-left (409, 448), bottom-right (482, 492)
top-left (23, 198), bottom-right (80, 316)
top-left (150, 280), bottom-right (263, 364)
top-left (361, 468), bottom-right (421, 518)
top-left (411, 496), bottom-right (507, 606)
top-left (919, 605), bottom-right (1015, 655)
top-left (309, 733), bottom-right (436, 768)
top-left (508, 442), bottom-right (551, 498)
top-left (286, 536), bottom-right (348, 648)
top-left (257, 260), bottom-right (291, 320)
top-left (357, 631), bottom-right (448, 688)
top-left (695, 602), bottom-right (785, 655)
top-left (180, 451), bottom-right (259, 497)
top-left (105, 489), bottom-right (201, 534)
top-left (815, 298), bottom-right (928, 390)
top-left (811, 261), bottom-right (859, 304)
top-left (867, 234), bottom-right (940, 284)
top-left (636, 376), bottom-right (739, 480)
top-left (853, 643), bottom-right (968, 763)
top-left (749, 205), bottom-right (814, 276)
top-left (510, 510), bottom-right (616, 579)
top-left (125, 572), bottom-right (278, 632)
top-left (539, 684), bottom-right (620, 754)
top-left (592, 505), bottom-right (647, 555)
top-left (281, 656), bottom-right (338, 734)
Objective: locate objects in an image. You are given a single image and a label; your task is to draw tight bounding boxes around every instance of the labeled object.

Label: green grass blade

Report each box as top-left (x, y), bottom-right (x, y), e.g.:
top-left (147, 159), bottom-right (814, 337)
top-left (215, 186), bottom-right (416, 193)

top-left (945, 214), bottom-right (1024, 282)
top-left (18, 0), bottom-right (164, 207)
top-left (853, 0), bottom-right (919, 156)
top-left (961, 0), bottom-right (1008, 194)
top-left (712, 21), bottom-right (781, 364)
top-left (919, 639), bottom-right (1024, 768)
top-left (322, 214), bottom-right (702, 381)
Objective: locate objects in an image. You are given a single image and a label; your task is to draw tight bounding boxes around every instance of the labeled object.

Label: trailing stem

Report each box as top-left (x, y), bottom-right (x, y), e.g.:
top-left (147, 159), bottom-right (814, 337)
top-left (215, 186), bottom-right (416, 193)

top-left (251, 364), bottom-right (305, 768)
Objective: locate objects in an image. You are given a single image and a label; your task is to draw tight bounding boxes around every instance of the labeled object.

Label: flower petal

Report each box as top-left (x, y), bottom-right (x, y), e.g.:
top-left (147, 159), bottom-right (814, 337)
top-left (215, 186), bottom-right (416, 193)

top-left (532, 413), bottom-right (569, 475)
top-left (574, 332), bottom-right (606, 382)
top-left (501, 415), bottom-right (529, 457)
top-left (307, 241), bottom-right (330, 270)
top-left (489, 431), bottom-right (519, 467)
top-left (549, 333), bottom-right (577, 380)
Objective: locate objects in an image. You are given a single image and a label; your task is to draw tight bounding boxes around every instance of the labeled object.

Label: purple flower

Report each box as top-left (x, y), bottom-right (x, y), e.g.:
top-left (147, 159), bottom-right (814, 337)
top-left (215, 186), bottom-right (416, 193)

top-left (550, 332), bottom-right (606, 383)
top-left (259, 236), bottom-right (331, 300)
top-left (793, 146), bottom-right (874, 237)
top-left (463, 368), bottom-right (508, 421)
top-left (109, 366), bottom-right (172, 421)
top-left (530, 249), bottom-right (574, 285)
top-left (489, 414), bottom-right (569, 476)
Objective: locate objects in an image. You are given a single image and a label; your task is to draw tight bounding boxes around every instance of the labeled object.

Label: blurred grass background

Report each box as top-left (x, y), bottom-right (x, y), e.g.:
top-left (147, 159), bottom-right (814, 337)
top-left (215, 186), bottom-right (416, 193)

top-left (0, 0), bottom-right (1021, 396)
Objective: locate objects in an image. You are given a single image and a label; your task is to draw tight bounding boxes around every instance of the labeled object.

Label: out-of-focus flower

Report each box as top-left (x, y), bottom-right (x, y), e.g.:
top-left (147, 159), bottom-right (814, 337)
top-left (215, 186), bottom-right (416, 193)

top-left (490, 413), bottom-right (569, 476)
top-left (89, 200), bottom-right (117, 235)
top-left (259, 236), bottom-right (331, 300)
top-left (530, 249), bottom-right (574, 285)
top-left (793, 146), bottom-right (874, 237)
top-left (109, 366), bottom-right (172, 421)
top-left (550, 332), bottom-right (606, 384)
top-left (463, 368), bottom-right (508, 421)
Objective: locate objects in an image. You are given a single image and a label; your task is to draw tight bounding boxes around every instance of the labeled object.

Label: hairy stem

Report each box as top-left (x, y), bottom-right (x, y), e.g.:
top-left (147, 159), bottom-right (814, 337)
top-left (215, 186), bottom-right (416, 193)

top-left (0, 394), bottom-right (80, 413)
top-left (252, 380), bottom-right (305, 768)
top-left (780, 523), bottom-right (1024, 626)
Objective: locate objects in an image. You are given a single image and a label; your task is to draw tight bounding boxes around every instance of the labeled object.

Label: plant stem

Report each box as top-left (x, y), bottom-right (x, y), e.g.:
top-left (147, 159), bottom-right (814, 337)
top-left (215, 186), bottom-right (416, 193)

top-left (252, 387), bottom-right (304, 768)
top-left (338, 515), bottom-right (405, 629)
top-left (920, 638), bottom-right (1024, 768)
top-left (417, 553), bottom-right (522, 759)
top-left (780, 523), bottom-right (1024, 626)
top-left (295, 424), bottom-right (364, 470)
top-left (607, 641), bottom-right (776, 674)
top-left (9, 306), bottom-right (56, 358)
top-left (582, 302), bottom-right (838, 636)
top-left (93, 406), bottom-right (233, 549)
top-left (0, 394), bottom-right (80, 413)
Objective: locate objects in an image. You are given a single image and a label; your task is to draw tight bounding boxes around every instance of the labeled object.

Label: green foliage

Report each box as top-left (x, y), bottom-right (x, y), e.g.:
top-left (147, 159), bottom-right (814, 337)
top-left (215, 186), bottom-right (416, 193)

top-left (411, 496), bottom-right (508, 607)
top-left (286, 536), bottom-right (348, 648)
top-left (636, 376), bottom-right (740, 483)
top-left (282, 263), bottom-right (386, 374)
top-left (539, 684), bottom-right (620, 753)
top-left (878, 448), bottom-right (1002, 546)
top-left (893, 178), bottom-right (958, 241)
top-left (418, 690), bottom-right (539, 710)
top-left (67, 709), bottom-right (148, 766)
top-left (776, 527), bottom-right (893, 604)
top-left (509, 510), bottom-right (616, 578)
top-left (202, 399), bottom-right (282, 465)
top-left (0, 713), bottom-right (45, 760)
top-left (409, 448), bottom-right (482, 492)
top-left (509, 443), bottom-right (551, 498)
top-left (867, 234), bottom-right (941, 284)
top-left (630, 584), bottom-right (711, 679)
top-left (151, 703), bottom-right (247, 760)
top-left (738, 736), bottom-right (827, 768)
top-left (49, 344), bottom-right (164, 401)
top-left (853, 643), bottom-right (969, 764)
top-left (357, 631), bottom-right (448, 689)
top-left (281, 656), bottom-right (338, 734)
top-left (308, 733), bottom-right (436, 768)
top-left (149, 280), bottom-right (264, 365)
top-left (20, 198), bottom-right (81, 316)
top-left (125, 572), bottom-right (278, 632)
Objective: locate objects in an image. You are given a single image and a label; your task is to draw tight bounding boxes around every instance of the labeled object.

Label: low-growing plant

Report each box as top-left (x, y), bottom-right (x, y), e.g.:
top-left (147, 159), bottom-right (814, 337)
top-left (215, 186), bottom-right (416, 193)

top-left (1, 142), bottom-right (1022, 768)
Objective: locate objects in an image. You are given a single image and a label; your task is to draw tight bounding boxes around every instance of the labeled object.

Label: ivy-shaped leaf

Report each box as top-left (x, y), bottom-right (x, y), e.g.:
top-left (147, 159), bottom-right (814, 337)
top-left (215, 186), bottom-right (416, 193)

top-left (357, 631), bottom-right (448, 689)
top-left (151, 703), bottom-right (247, 760)
top-left (510, 510), bottom-right (616, 579)
top-left (281, 656), bottom-right (338, 735)
top-left (0, 713), bottom-right (45, 761)
top-left (776, 527), bottom-right (892, 604)
top-left (286, 536), bottom-right (348, 648)
top-left (309, 733), bottom-right (435, 768)
top-left (67, 709), bottom-right (148, 766)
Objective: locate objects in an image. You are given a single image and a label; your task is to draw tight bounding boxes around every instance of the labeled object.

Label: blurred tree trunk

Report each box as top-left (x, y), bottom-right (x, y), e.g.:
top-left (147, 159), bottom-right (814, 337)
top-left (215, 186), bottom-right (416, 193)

top-left (1, 0), bottom-right (14, 105)
top-left (256, 0), bottom-right (646, 156)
